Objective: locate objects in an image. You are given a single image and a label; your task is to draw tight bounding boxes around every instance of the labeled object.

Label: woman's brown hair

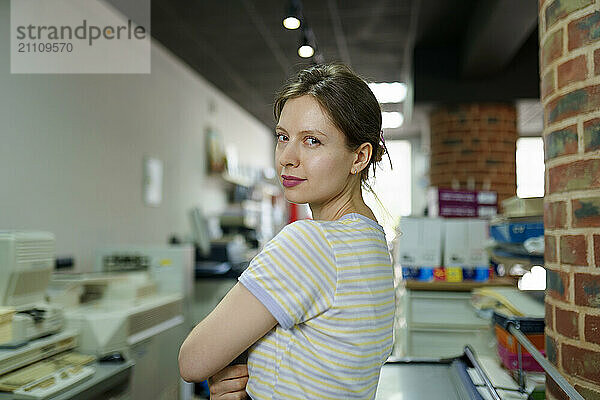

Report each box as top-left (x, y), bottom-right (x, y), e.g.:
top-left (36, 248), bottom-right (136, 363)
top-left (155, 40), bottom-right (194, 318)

top-left (274, 63), bottom-right (390, 191)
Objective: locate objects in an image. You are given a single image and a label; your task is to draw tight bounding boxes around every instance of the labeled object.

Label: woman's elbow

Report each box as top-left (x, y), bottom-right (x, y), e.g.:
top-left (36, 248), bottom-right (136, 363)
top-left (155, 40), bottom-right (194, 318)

top-left (178, 343), bottom-right (208, 382)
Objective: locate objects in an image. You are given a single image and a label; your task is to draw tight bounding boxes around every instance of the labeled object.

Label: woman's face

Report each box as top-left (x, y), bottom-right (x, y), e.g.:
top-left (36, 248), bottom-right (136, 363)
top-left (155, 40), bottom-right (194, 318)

top-left (275, 95), bottom-right (357, 205)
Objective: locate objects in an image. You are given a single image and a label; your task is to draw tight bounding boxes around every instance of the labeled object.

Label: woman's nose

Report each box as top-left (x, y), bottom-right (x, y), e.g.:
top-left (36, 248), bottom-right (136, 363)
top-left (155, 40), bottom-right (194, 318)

top-left (278, 141), bottom-right (300, 167)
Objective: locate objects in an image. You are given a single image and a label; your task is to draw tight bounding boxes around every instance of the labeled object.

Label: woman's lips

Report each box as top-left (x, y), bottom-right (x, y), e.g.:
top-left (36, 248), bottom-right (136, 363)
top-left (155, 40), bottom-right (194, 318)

top-left (282, 176), bottom-right (306, 188)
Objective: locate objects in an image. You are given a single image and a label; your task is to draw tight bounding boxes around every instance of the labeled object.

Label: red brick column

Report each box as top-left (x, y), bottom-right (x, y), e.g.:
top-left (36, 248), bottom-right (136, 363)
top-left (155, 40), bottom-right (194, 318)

top-left (429, 104), bottom-right (517, 205)
top-left (540, 0), bottom-right (600, 398)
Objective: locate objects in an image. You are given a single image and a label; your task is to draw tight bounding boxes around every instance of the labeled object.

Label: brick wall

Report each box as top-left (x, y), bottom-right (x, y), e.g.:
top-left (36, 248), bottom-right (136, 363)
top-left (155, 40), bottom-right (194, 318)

top-left (540, 0), bottom-right (600, 398)
top-left (429, 104), bottom-right (517, 205)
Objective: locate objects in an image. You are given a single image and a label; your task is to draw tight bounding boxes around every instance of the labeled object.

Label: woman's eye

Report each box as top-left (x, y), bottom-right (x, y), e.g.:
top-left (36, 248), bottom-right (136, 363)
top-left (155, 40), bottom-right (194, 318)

top-left (306, 137), bottom-right (321, 146)
top-left (274, 133), bottom-right (287, 142)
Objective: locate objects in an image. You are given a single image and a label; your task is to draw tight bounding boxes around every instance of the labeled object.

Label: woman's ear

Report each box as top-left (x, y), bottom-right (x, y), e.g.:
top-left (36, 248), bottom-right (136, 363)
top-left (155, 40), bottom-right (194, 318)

top-left (352, 142), bottom-right (372, 174)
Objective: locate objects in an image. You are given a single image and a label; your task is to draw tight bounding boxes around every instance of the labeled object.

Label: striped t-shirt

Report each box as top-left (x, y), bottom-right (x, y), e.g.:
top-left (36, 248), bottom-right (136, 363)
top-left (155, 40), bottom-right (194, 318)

top-left (238, 213), bottom-right (395, 400)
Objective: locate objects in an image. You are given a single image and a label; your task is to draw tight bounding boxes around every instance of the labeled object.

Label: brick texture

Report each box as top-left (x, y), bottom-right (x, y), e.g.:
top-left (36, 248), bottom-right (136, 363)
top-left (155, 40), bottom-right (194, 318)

top-left (574, 385), bottom-right (600, 400)
top-left (562, 343), bottom-right (600, 382)
top-left (555, 306), bottom-right (579, 338)
top-left (585, 314), bottom-right (600, 345)
top-left (542, 3), bottom-right (600, 395)
top-left (546, 235), bottom-right (558, 262)
top-left (595, 235), bottom-right (600, 267)
top-left (557, 55), bottom-right (588, 88)
top-left (546, 302), bottom-right (555, 330)
top-left (546, 375), bottom-right (570, 400)
top-left (568, 11), bottom-right (600, 51)
top-left (429, 104), bottom-right (516, 205)
top-left (545, 85), bottom-right (600, 125)
top-left (572, 197), bottom-right (600, 227)
top-left (542, 28), bottom-right (563, 68)
top-left (584, 118), bottom-right (600, 152)
top-left (574, 273), bottom-right (600, 308)
top-left (544, 201), bottom-right (567, 228)
top-left (548, 159), bottom-right (600, 193)
top-left (560, 235), bottom-right (588, 265)
top-left (545, 125), bottom-right (578, 159)
top-left (542, 69), bottom-right (555, 99)
top-left (546, 334), bottom-right (559, 365)
top-left (546, 0), bottom-right (594, 31)
top-left (547, 269), bottom-right (569, 301)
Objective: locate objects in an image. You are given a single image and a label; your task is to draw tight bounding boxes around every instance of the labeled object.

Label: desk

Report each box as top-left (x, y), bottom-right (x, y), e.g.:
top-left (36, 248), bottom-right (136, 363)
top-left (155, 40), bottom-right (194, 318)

top-left (0, 360), bottom-right (134, 400)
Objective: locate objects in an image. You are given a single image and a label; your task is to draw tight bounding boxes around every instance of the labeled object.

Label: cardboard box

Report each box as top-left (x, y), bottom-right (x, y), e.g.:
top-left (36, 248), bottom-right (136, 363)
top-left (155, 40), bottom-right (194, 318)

top-left (428, 187), bottom-right (498, 218)
top-left (420, 218), bottom-right (443, 267)
top-left (468, 219), bottom-right (489, 267)
top-left (443, 219), bottom-right (469, 267)
top-left (396, 217), bottom-right (443, 267)
top-left (396, 217), bottom-right (444, 281)
top-left (501, 196), bottom-right (543, 217)
top-left (443, 218), bottom-right (490, 269)
top-left (397, 217), bottom-right (490, 281)
top-left (395, 217), bottom-right (421, 266)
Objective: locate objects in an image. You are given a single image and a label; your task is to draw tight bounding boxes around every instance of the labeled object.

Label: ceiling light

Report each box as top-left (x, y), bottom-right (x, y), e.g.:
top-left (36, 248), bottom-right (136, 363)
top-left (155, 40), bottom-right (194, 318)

top-left (283, 16), bottom-right (301, 30)
top-left (368, 82), bottom-right (408, 103)
top-left (382, 112), bottom-right (404, 129)
top-left (283, 0), bottom-right (302, 30)
top-left (298, 29), bottom-right (315, 58)
top-left (298, 44), bottom-right (314, 58)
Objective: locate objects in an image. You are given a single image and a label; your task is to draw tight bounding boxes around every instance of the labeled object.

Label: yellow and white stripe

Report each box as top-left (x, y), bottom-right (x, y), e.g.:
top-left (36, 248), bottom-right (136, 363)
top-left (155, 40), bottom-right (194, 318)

top-left (239, 213), bottom-right (394, 400)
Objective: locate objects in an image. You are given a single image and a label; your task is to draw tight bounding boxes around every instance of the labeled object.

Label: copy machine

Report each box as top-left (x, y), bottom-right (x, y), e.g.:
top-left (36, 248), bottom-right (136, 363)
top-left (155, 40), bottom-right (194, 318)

top-left (49, 245), bottom-right (193, 400)
top-left (0, 231), bottom-right (96, 399)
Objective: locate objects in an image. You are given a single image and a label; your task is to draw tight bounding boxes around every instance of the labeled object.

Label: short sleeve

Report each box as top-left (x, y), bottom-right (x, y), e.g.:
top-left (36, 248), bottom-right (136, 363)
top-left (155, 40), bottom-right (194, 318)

top-left (238, 220), bottom-right (337, 329)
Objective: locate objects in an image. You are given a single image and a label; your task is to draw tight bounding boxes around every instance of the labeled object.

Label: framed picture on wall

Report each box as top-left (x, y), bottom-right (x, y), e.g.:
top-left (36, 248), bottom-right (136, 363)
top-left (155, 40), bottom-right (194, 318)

top-left (206, 127), bottom-right (227, 173)
top-left (143, 156), bottom-right (163, 206)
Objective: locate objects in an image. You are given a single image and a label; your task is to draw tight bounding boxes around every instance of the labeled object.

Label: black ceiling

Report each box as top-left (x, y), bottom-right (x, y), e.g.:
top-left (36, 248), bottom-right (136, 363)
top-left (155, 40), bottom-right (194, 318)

top-left (141, 0), bottom-right (540, 128)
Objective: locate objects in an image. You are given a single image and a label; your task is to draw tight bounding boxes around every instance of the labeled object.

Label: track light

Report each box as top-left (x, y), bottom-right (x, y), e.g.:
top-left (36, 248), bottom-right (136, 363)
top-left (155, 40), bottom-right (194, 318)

top-left (298, 28), bottom-right (315, 58)
top-left (283, 16), bottom-right (300, 30)
top-left (283, 0), bottom-right (302, 30)
top-left (298, 44), bottom-right (314, 58)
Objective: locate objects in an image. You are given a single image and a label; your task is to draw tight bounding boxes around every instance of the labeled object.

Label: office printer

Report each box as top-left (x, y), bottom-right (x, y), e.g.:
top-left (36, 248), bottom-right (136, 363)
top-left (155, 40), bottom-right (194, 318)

top-left (0, 231), bottom-right (97, 400)
top-left (0, 231), bottom-right (64, 347)
top-left (49, 245), bottom-right (192, 400)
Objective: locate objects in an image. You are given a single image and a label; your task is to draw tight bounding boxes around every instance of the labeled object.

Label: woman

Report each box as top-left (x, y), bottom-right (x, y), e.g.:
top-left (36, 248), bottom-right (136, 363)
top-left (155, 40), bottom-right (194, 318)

top-left (179, 63), bottom-right (395, 399)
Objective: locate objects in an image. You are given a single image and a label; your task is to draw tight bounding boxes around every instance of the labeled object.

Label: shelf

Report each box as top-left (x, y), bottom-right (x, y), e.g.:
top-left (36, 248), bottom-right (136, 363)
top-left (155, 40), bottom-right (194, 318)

top-left (401, 277), bottom-right (516, 292)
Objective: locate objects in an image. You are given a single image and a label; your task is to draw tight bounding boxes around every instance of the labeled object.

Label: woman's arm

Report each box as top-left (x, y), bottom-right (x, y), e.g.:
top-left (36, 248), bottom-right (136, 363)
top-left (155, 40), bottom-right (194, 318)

top-left (178, 282), bottom-right (277, 382)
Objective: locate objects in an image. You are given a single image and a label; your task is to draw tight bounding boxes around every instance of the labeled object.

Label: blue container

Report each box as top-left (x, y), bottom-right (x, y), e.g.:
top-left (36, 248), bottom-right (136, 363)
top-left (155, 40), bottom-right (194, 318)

top-left (490, 220), bottom-right (544, 244)
top-left (418, 267), bottom-right (434, 281)
top-left (462, 267), bottom-right (489, 281)
top-left (474, 267), bottom-right (489, 281)
top-left (402, 266), bottom-right (435, 281)
top-left (402, 267), bottom-right (420, 280)
top-left (462, 267), bottom-right (476, 280)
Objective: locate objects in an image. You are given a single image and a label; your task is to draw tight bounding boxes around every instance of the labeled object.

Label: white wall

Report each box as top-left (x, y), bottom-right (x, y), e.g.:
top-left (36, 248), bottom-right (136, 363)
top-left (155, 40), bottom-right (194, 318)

top-left (0, 0), bottom-right (274, 270)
